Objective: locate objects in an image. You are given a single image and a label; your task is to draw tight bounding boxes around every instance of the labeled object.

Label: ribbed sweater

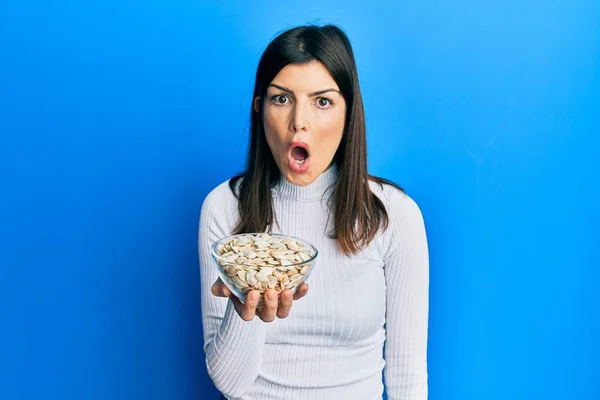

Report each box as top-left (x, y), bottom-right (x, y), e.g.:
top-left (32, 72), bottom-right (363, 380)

top-left (198, 165), bottom-right (429, 399)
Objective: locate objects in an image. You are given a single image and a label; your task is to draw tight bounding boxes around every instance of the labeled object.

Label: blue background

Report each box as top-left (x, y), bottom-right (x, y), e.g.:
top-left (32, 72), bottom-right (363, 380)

top-left (1, 1), bottom-right (598, 399)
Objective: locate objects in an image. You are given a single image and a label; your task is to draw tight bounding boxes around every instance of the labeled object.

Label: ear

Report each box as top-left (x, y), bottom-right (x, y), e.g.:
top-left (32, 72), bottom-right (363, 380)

top-left (253, 96), bottom-right (261, 113)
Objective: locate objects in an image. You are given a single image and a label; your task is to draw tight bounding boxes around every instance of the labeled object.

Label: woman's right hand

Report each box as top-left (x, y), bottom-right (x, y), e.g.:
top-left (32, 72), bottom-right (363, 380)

top-left (211, 277), bottom-right (309, 323)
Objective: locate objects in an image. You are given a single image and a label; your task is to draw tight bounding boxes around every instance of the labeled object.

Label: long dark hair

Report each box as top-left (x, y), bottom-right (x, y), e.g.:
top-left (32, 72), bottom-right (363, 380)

top-left (228, 24), bottom-right (403, 256)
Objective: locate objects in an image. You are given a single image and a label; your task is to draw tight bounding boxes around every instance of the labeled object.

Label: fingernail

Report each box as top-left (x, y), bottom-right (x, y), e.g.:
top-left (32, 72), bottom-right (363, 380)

top-left (250, 292), bottom-right (258, 301)
top-left (266, 291), bottom-right (274, 301)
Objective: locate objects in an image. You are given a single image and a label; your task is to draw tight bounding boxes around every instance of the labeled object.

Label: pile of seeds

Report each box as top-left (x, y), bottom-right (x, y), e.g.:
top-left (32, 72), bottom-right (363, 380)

top-left (215, 233), bottom-right (316, 295)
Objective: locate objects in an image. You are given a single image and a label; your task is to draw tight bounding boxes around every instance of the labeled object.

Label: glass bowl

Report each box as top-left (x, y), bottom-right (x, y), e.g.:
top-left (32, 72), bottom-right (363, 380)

top-left (210, 232), bottom-right (319, 307)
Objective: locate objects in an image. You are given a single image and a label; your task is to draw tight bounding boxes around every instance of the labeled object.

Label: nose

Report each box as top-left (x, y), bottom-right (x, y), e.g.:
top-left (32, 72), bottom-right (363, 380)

top-left (291, 102), bottom-right (308, 132)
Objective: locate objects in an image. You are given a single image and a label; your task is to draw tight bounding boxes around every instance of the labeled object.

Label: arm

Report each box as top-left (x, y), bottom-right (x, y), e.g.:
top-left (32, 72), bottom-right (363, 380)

top-left (383, 189), bottom-right (430, 399)
top-left (198, 188), bottom-right (267, 398)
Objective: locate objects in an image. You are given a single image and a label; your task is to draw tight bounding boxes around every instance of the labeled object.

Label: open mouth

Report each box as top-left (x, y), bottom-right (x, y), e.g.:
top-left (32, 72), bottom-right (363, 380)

top-left (291, 146), bottom-right (309, 164)
top-left (287, 141), bottom-right (311, 173)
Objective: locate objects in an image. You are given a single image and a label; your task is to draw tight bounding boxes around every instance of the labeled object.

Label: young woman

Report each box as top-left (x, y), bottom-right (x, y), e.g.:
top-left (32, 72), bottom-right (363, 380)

top-left (199, 24), bottom-right (429, 399)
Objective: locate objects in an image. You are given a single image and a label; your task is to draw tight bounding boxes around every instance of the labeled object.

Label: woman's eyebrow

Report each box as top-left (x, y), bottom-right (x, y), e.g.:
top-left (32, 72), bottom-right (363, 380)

top-left (268, 83), bottom-right (340, 97)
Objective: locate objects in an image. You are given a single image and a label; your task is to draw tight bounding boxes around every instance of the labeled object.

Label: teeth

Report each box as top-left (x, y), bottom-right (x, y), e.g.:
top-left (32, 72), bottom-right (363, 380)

top-left (296, 159), bottom-right (305, 165)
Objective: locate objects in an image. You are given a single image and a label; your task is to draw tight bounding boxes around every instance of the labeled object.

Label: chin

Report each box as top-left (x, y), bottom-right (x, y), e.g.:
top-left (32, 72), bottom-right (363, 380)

top-left (284, 170), bottom-right (315, 186)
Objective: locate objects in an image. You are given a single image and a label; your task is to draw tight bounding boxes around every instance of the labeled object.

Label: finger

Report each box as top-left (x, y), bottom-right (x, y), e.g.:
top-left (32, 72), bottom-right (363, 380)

top-left (276, 289), bottom-right (294, 319)
top-left (293, 283), bottom-right (309, 300)
top-left (258, 290), bottom-right (278, 323)
top-left (238, 290), bottom-right (259, 321)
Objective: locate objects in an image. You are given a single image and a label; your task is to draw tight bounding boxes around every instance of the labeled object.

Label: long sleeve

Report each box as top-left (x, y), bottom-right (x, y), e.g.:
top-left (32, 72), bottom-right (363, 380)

top-left (382, 188), bottom-right (430, 399)
top-left (198, 185), bottom-right (267, 398)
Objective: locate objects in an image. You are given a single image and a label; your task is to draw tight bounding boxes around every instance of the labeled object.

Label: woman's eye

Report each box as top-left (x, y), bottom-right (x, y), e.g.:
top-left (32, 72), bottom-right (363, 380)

top-left (316, 97), bottom-right (333, 108)
top-left (272, 95), bottom-right (289, 105)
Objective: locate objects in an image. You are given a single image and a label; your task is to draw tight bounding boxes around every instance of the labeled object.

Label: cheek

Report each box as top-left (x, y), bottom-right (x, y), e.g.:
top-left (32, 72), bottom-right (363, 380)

top-left (263, 109), bottom-right (288, 152)
top-left (319, 102), bottom-right (346, 130)
top-left (315, 110), bottom-right (345, 146)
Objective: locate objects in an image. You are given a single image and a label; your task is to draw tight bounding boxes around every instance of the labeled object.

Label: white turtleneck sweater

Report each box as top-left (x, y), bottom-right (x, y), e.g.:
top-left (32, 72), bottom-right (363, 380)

top-left (198, 166), bottom-right (429, 400)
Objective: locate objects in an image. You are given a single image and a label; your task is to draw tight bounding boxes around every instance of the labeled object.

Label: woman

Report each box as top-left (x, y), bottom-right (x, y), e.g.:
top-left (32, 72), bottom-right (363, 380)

top-left (198, 24), bottom-right (429, 399)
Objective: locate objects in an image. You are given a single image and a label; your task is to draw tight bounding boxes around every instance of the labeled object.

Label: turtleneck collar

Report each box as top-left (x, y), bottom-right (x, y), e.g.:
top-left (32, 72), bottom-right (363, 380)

top-left (273, 163), bottom-right (339, 201)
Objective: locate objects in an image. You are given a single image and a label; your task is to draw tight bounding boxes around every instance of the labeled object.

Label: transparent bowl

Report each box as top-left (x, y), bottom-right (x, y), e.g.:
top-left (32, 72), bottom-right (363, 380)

top-left (210, 232), bottom-right (319, 307)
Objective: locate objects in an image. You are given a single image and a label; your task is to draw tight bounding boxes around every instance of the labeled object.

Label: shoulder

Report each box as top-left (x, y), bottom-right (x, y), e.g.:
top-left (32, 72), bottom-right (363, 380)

top-left (369, 178), bottom-right (428, 260)
top-left (369, 177), bottom-right (423, 222)
top-left (369, 177), bottom-right (426, 244)
top-left (202, 178), bottom-right (232, 205)
top-left (200, 176), bottom-right (241, 220)
top-left (198, 176), bottom-right (243, 240)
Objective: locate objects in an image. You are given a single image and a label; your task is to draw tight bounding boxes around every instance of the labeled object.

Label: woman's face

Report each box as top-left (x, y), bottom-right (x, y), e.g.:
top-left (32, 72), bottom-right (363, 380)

top-left (255, 61), bottom-right (346, 186)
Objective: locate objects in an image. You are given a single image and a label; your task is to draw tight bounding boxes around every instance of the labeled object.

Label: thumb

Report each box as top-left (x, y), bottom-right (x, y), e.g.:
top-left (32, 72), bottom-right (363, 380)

top-left (212, 278), bottom-right (232, 297)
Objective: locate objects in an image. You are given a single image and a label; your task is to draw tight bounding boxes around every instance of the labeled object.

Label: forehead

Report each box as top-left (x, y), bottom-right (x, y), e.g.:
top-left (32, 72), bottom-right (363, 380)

top-left (269, 61), bottom-right (338, 92)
